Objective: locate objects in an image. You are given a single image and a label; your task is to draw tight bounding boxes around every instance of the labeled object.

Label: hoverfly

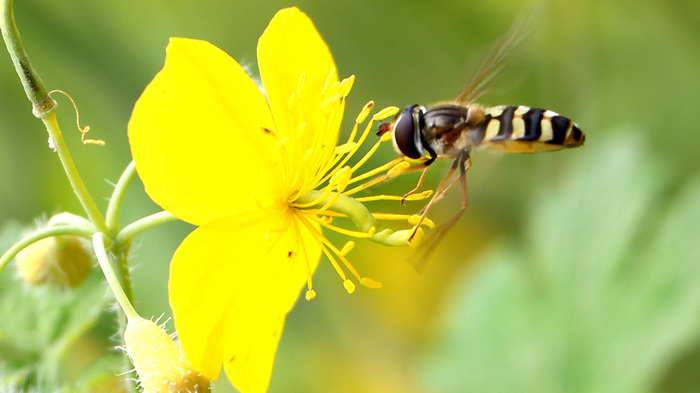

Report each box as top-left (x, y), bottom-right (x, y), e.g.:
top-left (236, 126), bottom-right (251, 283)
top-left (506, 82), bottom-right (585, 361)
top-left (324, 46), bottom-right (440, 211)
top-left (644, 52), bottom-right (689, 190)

top-left (377, 14), bottom-right (585, 246)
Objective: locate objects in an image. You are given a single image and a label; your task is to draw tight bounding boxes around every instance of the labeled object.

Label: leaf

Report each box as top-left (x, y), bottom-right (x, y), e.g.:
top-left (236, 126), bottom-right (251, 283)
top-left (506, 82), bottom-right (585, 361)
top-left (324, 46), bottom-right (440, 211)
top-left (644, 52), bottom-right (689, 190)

top-left (420, 133), bottom-right (700, 393)
top-left (0, 223), bottom-right (111, 391)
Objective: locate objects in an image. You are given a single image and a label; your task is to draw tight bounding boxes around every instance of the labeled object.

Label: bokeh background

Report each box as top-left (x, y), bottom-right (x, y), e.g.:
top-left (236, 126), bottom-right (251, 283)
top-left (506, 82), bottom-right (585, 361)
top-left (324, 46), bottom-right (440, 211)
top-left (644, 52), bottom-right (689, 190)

top-left (1, 0), bottom-right (700, 392)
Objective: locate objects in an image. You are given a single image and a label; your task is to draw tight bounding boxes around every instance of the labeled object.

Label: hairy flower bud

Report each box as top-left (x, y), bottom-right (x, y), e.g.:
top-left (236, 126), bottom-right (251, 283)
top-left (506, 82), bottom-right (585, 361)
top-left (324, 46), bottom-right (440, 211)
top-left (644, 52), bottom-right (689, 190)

top-left (124, 317), bottom-right (211, 392)
top-left (16, 235), bottom-right (92, 287)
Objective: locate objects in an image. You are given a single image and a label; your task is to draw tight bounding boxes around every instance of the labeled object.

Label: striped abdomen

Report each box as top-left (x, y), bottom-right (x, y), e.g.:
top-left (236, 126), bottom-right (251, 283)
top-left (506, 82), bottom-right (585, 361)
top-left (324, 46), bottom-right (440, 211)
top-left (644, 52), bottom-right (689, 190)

top-left (478, 105), bottom-right (584, 152)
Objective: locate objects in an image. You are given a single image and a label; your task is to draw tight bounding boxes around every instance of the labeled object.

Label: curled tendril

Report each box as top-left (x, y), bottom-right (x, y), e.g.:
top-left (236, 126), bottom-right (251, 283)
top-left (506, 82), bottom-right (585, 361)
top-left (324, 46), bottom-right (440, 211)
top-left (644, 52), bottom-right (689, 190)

top-left (48, 89), bottom-right (105, 146)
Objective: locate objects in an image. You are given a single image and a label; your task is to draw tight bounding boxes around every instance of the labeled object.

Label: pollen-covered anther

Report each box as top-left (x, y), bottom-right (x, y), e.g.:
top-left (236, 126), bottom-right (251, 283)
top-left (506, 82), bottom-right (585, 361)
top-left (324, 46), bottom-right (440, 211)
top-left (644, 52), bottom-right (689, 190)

top-left (334, 142), bottom-right (357, 155)
top-left (338, 75), bottom-right (355, 97)
top-left (339, 241), bottom-right (355, 256)
top-left (387, 161), bottom-right (412, 177)
top-left (329, 166), bottom-right (352, 192)
top-left (355, 101), bottom-right (374, 124)
top-left (403, 190), bottom-right (434, 201)
top-left (287, 92), bottom-right (299, 110)
top-left (360, 277), bottom-right (382, 289)
top-left (296, 72), bottom-right (307, 95)
top-left (408, 227), bottom-right (425, 247)
top-left (372, 105), bottom-right (400, 121)
top-left (302, 148), bottom-right (314, 162)
top-left (367, 226), bottom-right (377, 237)
top-left (296, 122), bottom-right (308, 141)
top-left (274, 136), bottom-right (290, 159)
top-left (320, 96), bottom-right (336, 112)
top-left (343, 279), bottom-right (356, 294)
top-left (305, 289), bottom-right (317, 301)
top-left (408, 214), bottom-right (436, 228)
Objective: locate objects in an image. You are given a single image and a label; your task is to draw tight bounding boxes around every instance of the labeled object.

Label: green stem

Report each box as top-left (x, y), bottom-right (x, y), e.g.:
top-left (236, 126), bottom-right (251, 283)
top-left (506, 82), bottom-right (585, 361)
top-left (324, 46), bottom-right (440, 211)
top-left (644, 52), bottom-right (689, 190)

top-left (0, 225), bottom-right (94, 274)
top-left (106, 161), bottom-right (137, 233)
top-left (296, 190), bottom-right (413, 247)
top-left (2, 0), bottom-right (108, 232)
top-left (115, 211), bottom-right (179, 245)
top-left (92, 232), bottom-right (139, 321)
top-left (1, 0), bottom-right (50, 108)
top-left (43, 112), bottom-right (108, 232)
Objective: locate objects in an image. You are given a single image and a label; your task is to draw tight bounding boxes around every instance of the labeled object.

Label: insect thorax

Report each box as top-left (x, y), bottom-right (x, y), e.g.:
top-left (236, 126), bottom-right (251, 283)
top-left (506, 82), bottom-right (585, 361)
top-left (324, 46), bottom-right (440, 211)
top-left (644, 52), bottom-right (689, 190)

top-left (422, 104), bottom-right (486, 157)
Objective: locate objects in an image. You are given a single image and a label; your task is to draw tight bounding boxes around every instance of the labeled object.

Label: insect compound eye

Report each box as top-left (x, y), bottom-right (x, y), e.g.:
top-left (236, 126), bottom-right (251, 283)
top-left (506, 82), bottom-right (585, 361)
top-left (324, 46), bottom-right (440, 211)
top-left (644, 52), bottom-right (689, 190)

top-left (393, 104), bottom-right (424, 159)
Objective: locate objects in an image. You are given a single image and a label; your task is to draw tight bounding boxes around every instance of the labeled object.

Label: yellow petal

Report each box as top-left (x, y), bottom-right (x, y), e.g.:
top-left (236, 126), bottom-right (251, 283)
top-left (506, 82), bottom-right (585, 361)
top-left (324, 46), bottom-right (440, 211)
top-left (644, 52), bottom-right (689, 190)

top-left (169, 210), bottom-right (321, 392)
top-left (257, 8), bottom-right (341, 188)
top-left (128, 37), bottom-right (284, 226)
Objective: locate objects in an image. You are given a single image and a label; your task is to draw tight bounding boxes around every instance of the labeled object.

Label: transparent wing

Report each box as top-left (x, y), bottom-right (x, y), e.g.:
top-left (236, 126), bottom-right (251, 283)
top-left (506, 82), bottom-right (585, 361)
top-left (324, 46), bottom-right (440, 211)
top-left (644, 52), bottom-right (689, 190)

top-left (454, 8), bottom-right (540, 105)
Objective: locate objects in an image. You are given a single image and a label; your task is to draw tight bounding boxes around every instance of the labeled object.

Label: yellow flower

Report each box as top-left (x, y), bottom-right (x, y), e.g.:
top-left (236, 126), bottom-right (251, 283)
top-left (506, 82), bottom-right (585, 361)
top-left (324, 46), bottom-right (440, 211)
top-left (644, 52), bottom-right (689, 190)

top-left (128, 7), bottom-right (425, 393)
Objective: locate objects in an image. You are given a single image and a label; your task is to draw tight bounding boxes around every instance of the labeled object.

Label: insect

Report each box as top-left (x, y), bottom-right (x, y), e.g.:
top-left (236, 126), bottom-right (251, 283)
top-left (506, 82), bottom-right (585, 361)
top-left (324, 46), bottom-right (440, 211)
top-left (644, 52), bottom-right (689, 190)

top-left (377, 16), bottom-right (585, 245)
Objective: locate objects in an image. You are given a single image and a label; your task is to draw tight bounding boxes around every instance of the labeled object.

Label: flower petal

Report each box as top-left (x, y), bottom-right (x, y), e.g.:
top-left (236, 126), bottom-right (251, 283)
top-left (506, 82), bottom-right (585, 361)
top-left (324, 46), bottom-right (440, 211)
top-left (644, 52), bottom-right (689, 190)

top-left (169, 210), bottom-right (320, 392)
top-left (258, 8), bottom-right (341, 188)
top-left (128, 37), bottom-right (284, 226)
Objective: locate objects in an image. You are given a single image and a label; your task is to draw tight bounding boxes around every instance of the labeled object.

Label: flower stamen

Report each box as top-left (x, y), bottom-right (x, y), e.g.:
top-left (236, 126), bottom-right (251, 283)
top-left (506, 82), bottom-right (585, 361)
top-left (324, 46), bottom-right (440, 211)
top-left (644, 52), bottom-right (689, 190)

top-left (308, 215), bottom-right (373, 238)
top-left (347, 157), bottom-right (403, 185)
top-left (339, 241), bottom-right (354, 256)
top-left (355, 190), bottom-right (433, 203)
top-left (298, 212), bottom-right (380, 294)
top-left (319, 242), bottom-right (352, 289)
top-left (292, 217), bottom-right (317, 301)
top-left (322, 68), bottom-right (336, 96)
top-left (323, 108), bottom-right (376, 179)
top-left (370, 213), bottom-right (436, 228)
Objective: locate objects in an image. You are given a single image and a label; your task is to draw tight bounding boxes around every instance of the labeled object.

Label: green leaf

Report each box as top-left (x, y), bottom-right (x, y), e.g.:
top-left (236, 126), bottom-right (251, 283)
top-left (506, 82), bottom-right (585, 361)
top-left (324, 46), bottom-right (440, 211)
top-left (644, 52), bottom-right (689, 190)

top-left (420, 133), bottom-right (700, 393)
top-left (0, 223), bottom-right (112, 391)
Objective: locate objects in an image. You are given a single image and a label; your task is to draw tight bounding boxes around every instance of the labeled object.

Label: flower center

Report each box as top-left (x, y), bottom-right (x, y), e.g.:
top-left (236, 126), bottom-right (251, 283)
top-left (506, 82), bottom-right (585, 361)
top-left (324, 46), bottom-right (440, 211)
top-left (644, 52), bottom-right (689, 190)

top-left (280, 85), bottom-right (435, 299)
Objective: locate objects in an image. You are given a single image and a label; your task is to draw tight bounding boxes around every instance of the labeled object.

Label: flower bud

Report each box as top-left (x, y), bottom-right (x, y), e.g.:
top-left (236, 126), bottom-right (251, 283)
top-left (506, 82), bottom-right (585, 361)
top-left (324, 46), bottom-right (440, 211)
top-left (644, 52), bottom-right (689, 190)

top-left (124, 317), bottom-right (211, 393)
top-left (16, 235), bottom-right (92, 287)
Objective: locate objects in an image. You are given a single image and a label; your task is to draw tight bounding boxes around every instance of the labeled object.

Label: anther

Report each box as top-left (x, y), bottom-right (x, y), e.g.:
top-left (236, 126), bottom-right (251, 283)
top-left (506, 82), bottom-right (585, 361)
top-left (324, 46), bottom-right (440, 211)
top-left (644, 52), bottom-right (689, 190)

top-left (338, 75), bottom-right (355, 97)
top-left (355, 101), bottom-right (374, 124)
top-left (296, 73), bottom-right (306, 96)
top-left (305, 289), bottom-right (317, 300)
top-left (372, 106), bottom-right (400, 121)
top-left (343, 279), bottom-right (356, 294)
top-left (330, 166), bottom-right (351, 191)
top-left (388, 161), bottom-right (412, 177)
top-left (339, 241), bottom-right (355, 256)
top-left (287, 92), bottom-right (298, 110)
top-left (296, 122), bottom-right (307, 140)
top-left (408, 214), bottom-right (435, 228)
top-left (408, 227), bottom-right (424, 247)
top-left (334, 142), bottom-right (357, 155)
top-left (322, 68), bottom-right (336, 95)
top-left (360, 277), bottom-right (382, 289)
top-left (303, 148), bottom-right (314, 162)
top-left (403, 190), bottom-right (434, 201)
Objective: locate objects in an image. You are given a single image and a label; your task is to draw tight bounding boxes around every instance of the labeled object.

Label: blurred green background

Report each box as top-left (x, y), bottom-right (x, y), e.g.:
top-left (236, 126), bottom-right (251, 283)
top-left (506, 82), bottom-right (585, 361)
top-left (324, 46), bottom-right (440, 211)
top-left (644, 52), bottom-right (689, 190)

top-left (1, 0), bottom-right (700, 392)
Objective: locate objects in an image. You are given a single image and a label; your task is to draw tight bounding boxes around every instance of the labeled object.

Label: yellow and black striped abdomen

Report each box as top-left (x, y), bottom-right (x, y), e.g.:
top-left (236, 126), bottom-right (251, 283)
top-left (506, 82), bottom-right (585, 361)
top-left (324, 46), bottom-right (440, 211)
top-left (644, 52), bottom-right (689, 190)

top-left (479, 105), bottom-right (584, 153)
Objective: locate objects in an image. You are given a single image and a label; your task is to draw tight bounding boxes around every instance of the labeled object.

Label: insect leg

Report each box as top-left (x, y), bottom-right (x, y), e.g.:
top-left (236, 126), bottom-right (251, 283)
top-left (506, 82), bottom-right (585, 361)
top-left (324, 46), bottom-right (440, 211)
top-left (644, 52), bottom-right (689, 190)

top-left (408, 154), bottom-right (461, 241)
top-left (436, 152), bottom-right (471, 229)
top-left (401, 164), bottom-right (431, 205)
top-left (409, 152), bottom-right (471, 270)
top-left (401, 147), bottom-right (437, 205)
